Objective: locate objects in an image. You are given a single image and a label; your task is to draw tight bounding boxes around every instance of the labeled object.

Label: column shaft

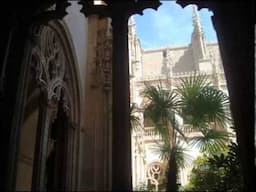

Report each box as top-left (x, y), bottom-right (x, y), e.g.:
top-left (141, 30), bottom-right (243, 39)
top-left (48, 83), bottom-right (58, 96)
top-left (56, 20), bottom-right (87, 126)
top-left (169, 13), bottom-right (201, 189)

top-left (111, 15), bottom-right (132, 191)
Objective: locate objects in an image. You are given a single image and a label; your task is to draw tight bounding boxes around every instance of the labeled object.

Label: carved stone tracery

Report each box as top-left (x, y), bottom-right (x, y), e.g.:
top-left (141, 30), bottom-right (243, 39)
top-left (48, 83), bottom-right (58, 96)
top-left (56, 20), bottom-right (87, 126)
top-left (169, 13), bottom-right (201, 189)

top-left (25, 21), bottom-right (81, 191)
top-left (30, 25), bottom-right (71, 119)
top-left (146, 162), bottom-right (165, 191)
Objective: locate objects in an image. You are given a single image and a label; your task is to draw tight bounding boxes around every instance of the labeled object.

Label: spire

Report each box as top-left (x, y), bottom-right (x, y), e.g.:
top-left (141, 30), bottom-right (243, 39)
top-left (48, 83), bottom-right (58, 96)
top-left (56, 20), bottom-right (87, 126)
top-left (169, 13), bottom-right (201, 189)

top-left (191, 4), bottom-right (209, 70)
top-left (128, 15), bottom-right (135, 27)
top-left (192, 5), bottom-right (202, 34)
top-left (128, 16), bottom-right (136, 36)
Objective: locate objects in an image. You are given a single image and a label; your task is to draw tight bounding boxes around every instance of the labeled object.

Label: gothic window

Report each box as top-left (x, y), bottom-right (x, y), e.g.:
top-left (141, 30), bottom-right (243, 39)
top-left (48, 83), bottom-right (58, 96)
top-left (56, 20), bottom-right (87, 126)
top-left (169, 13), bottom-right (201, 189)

top-left (15, 20), bottom-right (81, 191)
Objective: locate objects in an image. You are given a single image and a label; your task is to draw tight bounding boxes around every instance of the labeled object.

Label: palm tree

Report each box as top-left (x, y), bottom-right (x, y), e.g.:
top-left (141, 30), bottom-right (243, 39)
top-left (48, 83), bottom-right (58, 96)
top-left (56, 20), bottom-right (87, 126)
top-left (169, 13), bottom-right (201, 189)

top-left (189, 128), bottom-right (231, 155)
top-left (143, 81), bottom-right (183, 192)
top-left (151, 139), bottom-right (194, 189)
top-left (142, 74), bottom-right (231, 191)
top-left (176, 74), bottom-right (231, 156)
top-left (176, 74), bottom-right (230, 130)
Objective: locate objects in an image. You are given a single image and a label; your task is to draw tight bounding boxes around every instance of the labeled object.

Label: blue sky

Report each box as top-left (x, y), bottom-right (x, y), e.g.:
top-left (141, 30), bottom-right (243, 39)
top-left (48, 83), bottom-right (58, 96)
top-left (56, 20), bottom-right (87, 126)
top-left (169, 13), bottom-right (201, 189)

top-left (133, 1), bottom-right (217, 49)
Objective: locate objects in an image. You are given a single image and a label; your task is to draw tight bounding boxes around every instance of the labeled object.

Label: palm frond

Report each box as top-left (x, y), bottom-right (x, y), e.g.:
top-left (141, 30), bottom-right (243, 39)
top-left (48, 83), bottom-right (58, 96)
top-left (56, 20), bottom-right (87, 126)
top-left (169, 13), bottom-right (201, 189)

top-left (174, 144), bottom-right (194, 169)
top-left (176, 74), bottom-right (230, 129)
top-left (143, 82), bottom-right (178, 138)
top-left (199, 86), bottom-right (231, 127)
top-left (150, 141), bottom-right (193, 169)
top-left (130, 103), bottom-right (142, 132)
top-left (176, 74), bottom-right (210, 127)
top-left (152, 122), bottom-right (170, 142)
top-left (189, 129), bottom-right (231, 155)
top-left (150, 141), bottom-right (170, 161)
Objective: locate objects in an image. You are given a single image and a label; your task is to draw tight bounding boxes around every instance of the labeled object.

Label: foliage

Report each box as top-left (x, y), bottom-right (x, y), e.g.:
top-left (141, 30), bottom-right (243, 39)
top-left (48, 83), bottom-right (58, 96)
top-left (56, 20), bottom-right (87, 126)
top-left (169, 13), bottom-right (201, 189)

top-left (176, 74), bottom-right (230, 129)
top-left (143, 83), bottom-right (177, 136)
top-left (177, 74), bottom-right (232, 156)
top-left (183, 142), bottom-right (243, 192)
top-left (151, 141), bottom-right (193, 169)
top-left (143, 82), bottom-right (186, 144)
top-left (130, 102), bottom-right (142, 132)
top-left (189, 128), bottom-right (231, 155)
top-left (141, 75), bottom-right (231, 191)
top-left (143, 81), bottom-right (182, 191)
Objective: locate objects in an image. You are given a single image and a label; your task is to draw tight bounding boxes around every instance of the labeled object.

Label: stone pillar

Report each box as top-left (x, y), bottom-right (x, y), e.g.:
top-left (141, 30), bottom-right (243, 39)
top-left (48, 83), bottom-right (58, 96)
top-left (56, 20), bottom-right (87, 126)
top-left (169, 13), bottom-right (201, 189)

top-left (1, 23), bottom-right (31, 191)
top-left (210, 2), bottom-right (254, 191)
top-left (132, 136), bottom-right (138, 188)
top-left (31, 94), bottom-right (51, 191)
top-left (79, 2), bottom-right (161, 190)
top-left (111, 14), bottom-right (132, 191)
top-left (81, 16), bottom-right (113, 191)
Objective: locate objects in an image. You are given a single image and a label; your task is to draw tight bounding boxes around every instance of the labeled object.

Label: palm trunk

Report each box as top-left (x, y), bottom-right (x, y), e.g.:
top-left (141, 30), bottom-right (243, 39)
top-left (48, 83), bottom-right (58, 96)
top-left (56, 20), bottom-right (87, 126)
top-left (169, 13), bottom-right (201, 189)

top-left (166, 116), bottom-right (178, 192)
top-left (166, 149), bottom-right (177, 192)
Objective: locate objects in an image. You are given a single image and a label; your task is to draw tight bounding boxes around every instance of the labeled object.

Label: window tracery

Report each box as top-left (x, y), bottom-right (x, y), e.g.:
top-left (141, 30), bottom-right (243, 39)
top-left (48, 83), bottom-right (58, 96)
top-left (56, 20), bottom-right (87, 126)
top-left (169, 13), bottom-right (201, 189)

top-left (30, 25), bottom-right (70, 118)
top-left (146, 162), bottom-right (165, 191)
top-left (30, 22), bottom-right (79, 114)
top-left (22, 21), bottom-right (82, 190)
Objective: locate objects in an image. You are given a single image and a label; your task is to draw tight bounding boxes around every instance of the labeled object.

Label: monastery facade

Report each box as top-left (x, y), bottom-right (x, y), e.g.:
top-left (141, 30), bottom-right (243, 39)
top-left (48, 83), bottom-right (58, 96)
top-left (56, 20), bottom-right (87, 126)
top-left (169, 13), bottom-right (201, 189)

top-left (128, 6), bottom-right (228, 189)
top-left (1, 0), bottom-right (253, 191)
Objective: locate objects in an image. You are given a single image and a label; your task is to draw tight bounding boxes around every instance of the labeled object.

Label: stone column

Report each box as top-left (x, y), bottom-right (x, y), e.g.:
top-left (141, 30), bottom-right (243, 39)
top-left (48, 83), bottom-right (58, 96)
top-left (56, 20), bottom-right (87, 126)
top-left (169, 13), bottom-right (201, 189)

top-left (210, 2), bottom-right (254, 191)
top-left (111, 14), bottom-right (132, 191)
top-left (32, 94), bottom-right (52, 191)
top-left (2, 24), bottom-right (31, 191)
top-left (79, 2), bottom-right (161, 190)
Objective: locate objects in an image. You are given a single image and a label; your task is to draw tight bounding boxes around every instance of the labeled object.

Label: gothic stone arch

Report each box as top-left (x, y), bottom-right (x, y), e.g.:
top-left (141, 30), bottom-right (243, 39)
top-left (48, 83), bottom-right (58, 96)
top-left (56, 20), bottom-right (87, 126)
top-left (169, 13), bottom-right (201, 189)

top-left (15, 20), bottom-right (81, 191)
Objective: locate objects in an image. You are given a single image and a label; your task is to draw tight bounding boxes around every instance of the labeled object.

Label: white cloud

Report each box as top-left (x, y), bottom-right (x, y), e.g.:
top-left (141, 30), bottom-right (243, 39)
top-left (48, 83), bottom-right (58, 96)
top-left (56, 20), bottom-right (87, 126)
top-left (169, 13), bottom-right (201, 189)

top-left (134, 1), bottom-right (216, 48)
top-left (143, 2), bottom-right (194, 46)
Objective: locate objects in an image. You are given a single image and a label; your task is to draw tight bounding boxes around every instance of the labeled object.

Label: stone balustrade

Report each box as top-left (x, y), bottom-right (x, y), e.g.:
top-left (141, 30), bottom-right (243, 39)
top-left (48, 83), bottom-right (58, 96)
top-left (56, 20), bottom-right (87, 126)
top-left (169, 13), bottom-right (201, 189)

top-left (137, 70), bottom-right (221, 81)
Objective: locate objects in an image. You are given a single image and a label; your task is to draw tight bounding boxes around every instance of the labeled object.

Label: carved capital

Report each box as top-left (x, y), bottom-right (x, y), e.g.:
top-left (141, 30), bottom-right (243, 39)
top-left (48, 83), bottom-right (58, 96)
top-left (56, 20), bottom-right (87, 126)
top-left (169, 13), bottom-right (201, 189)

top-left (79, 0), bottom-right (161, 19)
top-left (32, 0), bottom-right (71, 24)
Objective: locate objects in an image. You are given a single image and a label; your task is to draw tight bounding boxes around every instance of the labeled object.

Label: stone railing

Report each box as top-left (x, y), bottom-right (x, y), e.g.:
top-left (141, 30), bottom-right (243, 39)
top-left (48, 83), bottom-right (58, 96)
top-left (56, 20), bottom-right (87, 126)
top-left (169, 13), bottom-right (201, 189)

top-left (137, 70), bottom-right (217, 81)
top-left (143, 125), bottom-right (202, 137)
top-left (143, 127), bottom-right (155, 137)
top-left (143, 127), bottom-right (162, 141)
top-left (138, 74), bottom-right (167, 81)
top-left (172, 70), bottom-right (214, 77)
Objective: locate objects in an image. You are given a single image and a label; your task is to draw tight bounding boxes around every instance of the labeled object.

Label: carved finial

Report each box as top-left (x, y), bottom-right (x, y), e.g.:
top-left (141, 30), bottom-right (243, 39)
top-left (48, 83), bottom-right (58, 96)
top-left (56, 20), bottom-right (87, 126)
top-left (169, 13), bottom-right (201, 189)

top-left (128, 15), bottom-right (136, 37)
top-left (128, 15), bottom-right (135, 26)
top-left (192, 5), bottom-right (202, 33)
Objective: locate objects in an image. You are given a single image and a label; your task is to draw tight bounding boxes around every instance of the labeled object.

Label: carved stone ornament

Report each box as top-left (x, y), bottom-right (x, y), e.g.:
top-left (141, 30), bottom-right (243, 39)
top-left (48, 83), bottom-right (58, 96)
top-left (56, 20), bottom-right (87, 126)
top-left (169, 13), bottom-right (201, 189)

top-left (92, 25), bottom-right (113, 91)
top-left (79, 0), bottom-right (161, 19)
top-left (146, 162), bottom-right (165, 190)
top-left (32, 1), bottom-right (71, 25)
top-left (30, 25), bottom-right (71, 115)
